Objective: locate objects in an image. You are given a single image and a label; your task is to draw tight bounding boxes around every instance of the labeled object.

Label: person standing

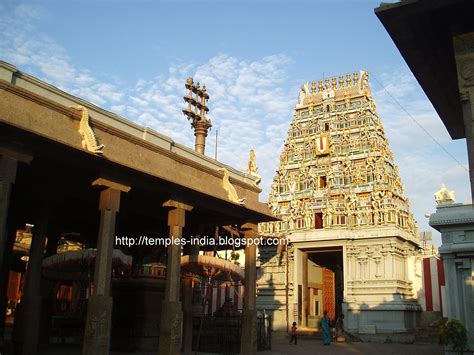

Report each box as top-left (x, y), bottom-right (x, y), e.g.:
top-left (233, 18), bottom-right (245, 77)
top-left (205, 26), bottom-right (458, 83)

top-left (290, 322), bottom-right (297, 345)
top-left (321, 310), bottom-right (331, 345)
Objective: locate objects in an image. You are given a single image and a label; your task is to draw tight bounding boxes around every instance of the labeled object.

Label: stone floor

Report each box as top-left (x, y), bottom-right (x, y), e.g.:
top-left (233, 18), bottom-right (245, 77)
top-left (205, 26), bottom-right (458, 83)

top-left (31, 338), bottom-right (444, 355)
top-left (0, 329), bottom-right (443, 355)
top-left (260, 337), bottom-right (444, 355)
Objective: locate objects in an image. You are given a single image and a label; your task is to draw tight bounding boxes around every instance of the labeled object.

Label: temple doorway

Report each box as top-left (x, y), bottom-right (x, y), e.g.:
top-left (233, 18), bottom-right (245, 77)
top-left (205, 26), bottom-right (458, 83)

top-left (299, 247), bottom-right (343, 328)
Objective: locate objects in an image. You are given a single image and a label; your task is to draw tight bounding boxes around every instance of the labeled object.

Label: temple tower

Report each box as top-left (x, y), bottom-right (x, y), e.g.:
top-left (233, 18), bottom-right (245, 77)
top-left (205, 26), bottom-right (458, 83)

top-left (257, 71), bottom-right (422, 338)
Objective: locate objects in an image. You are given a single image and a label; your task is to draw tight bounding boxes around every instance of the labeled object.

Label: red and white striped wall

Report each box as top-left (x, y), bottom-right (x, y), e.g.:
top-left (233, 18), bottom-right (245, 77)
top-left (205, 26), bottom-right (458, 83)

top-left (420, 256), bottom-right (446, 315)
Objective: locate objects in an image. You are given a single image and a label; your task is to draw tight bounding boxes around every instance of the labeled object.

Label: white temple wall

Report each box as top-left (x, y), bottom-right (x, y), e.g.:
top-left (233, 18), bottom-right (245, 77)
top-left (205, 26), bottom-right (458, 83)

top-left (258, 228), bottom-right (422, 336)
top-left (307, 259), bottom-right (322, 284)
top-left (407, 254), bottom-right (423, 306)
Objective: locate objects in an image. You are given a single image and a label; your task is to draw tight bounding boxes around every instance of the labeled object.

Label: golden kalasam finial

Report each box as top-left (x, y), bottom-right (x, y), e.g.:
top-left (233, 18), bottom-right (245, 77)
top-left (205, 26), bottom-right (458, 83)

top-left (311, 80), bottom-right (316, 93)
top-left (346, 73), bottom-right (351, 87)
top-left (318, 80), bottom-right (323, 92)
top-left (353, 71), bottom-right (359, 85)
top-left (339, 75), bottom-right (344, 88)
top-left (325, 79), bottom-right (330, 89)
top-left (332, 77), bottom-right (337, 89)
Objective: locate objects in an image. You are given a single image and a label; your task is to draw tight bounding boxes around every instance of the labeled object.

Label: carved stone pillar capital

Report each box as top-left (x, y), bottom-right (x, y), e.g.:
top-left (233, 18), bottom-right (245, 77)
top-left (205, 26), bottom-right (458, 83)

top-left (454, 33), bottom-right (474, 90)
top-left (163, 200), bottom-right (193, 228)
top-left (92, 177), bottom-right (131, 212)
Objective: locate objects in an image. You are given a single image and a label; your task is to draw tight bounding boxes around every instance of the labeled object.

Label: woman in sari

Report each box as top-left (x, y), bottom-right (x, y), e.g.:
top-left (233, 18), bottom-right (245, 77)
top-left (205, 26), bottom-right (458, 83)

top-left (321, 310), bottom-right (331, 345)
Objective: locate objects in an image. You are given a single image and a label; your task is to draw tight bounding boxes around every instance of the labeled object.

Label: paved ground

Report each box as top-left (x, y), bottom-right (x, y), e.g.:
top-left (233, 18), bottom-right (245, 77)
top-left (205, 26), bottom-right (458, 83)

top-left (0, 331), bottom-right (444, 355)
top-left (260, 337), bottom-right (444, 355)
top-left (3, 320), bottom-right (445, 355)
top-left (31, 338), bottom-right (444, 355)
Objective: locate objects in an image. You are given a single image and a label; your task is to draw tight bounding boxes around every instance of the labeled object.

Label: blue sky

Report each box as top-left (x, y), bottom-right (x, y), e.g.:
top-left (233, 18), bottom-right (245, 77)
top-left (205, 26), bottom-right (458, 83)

top-left (1, 1), bottom-right (471, 246)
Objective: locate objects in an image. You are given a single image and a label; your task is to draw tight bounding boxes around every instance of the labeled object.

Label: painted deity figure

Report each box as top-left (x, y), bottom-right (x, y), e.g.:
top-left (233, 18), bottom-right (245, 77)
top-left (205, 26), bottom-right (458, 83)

top-left (326, 169), bottom-right (335, 187)
top-left (355, 208), bottom-right (365, 226)
top-left (360, 71), bottom-right (370, 95)
top-left (304, 210), bottom-right (313, 229)
top-left (323, 201), bottom-right (336, 227)
top-left (344, 189), bottom-right (358, 227)
top-left (248, 149), bottom-right (258, 174)
top-left (371, 190), bottom-right (384, 225)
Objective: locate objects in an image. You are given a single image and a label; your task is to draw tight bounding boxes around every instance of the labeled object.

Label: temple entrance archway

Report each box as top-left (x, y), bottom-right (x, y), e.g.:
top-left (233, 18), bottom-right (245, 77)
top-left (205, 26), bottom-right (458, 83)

top-left (299, 247), bottom-right (343, 329)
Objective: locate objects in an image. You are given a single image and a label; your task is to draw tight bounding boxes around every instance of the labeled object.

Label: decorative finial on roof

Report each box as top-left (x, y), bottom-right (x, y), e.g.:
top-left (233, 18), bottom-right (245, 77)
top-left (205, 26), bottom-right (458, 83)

top-left (346, 73), bottom-right (351, 87)
top-left (434, 184), bottom-right (456, 205)
top-left (311, 80), bottom-right (316, 93)
top-left (325, 79), bottom-right (330, 89)
top-left (339, 75), bottom-right (344, 88)
top-left (353, 71), bottom-right (359, 85)
top-left (360, 71), bottom-right (370, 95)
top-left (318, 80), bottom-right (323, 92)
top-left (332, 77), bottom-right (337, 89)
top-left (297, 83), bottom-right (309, 107)
top-left (248, 149), bottom-right (261, 186)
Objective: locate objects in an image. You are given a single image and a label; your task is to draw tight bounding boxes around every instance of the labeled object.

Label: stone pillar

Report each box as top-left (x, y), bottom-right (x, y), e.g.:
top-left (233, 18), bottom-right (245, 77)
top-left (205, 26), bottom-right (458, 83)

top-left (454, 32), bottom-right (474, 202)
top-left (431, 202), bottom-right (474, 351)
top-left (301, 252), bottom-right (308, 327)
top-left (158, 200), bottom-right (193, 355)
top-left (83, 179), bottom-right (130, 355)
top-left (0, 154), bottom-right (17, 349)
top-left (342, 245), bottom-right (348, 300)
top-left (240, 223), bottom-right (257, 355)
top-left (0, 155), bottom-right (17, 274)
top-left (441, 255), bottom-right (460, 319)
top-left (182, 244), bottom-right (199, 355)
top-left (181, 278), bottom-right (193, 355)
top-left (20, 210), bottom-right (49, 355)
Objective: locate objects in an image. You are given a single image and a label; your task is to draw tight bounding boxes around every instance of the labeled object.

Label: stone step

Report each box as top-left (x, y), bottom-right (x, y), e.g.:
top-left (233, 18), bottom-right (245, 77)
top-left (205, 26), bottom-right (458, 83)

top-left (414, 330), bottom-right (440, 344)
top-left (294, 327), bottom-right (323, 338)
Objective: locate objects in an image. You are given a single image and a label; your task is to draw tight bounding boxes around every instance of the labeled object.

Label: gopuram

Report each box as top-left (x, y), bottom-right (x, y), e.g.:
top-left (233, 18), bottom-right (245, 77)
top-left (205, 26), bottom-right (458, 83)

top-left (257, 71), bottom-right (423, 339)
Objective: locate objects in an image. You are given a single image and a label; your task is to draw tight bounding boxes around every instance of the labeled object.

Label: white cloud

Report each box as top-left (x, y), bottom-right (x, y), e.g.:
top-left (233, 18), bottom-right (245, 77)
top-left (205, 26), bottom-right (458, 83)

top-left (0, 3), bottom-right (124, 109)
top-left (1, 6), bottom-right (295, 196)
top-left (114, 52), bottom-right (295, 195)
top-left (372, 69), bottom-right (471, 245)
